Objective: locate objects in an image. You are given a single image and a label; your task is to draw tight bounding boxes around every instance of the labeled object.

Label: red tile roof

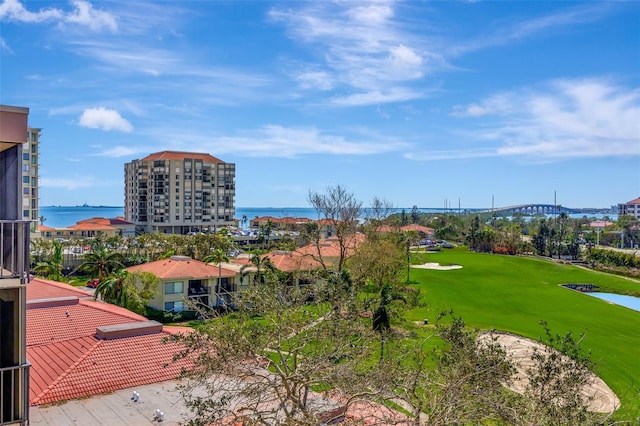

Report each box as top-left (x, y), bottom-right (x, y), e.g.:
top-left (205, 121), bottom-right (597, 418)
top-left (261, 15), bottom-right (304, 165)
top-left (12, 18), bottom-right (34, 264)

top-left (296, 233), bottom-right (366, 260)
top-left (29, 332), bottom-right (189, 406)
top-left (26, 278), bottom-right (92, 301)
top-left (141, 150), bottom-right (224, 163)
top-left (76, 217), bottom-right (134, 226)
top-left (262, 251), bottom-right (324, 273)
top-left (127, 255), bottom-right (236, 279)
top-left (626, 197), bottom-right (640, 205)
top-left (27, 299), bottom-right (146, 346)
top-left (26, 279), bottom-right (192, 406)
top-left (68, 222), bottom-right (116, 231)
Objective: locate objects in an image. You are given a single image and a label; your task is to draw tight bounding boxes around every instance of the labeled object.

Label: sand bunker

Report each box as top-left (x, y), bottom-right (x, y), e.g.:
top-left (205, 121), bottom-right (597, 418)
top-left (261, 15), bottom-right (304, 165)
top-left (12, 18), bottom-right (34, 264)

top-left (411, 262), bottom-right (462, 270)
top-left (477, 333), bottom-right (619, 413)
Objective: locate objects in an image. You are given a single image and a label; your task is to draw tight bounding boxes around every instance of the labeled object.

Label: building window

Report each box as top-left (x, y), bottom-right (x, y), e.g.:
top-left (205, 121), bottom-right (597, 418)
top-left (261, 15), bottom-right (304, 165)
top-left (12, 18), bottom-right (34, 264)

top-left (23, 210), bottom-right (29, 217)
top-left (23, 164), bottom-right (29, 172)
top-left (164, 281), bottom-right (184, 294)
top-left (23, 187), bottom-right (29, 195)
top-left (164, 301), bottom-right (184, 312)
top-left (31, 155), bottom-right (37, 164)
top-left (23, 153), bottom-right (29, 161)
top-left (23, 176), bottom-right (30, 183)
top-left (31, 144), bottom-right (37, 153)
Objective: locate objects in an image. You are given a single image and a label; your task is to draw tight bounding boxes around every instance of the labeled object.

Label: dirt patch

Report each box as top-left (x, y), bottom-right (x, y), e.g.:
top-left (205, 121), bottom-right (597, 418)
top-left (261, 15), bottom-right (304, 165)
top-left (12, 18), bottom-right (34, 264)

top-left (411, 262), bottom-right (462, 270)
top-left (477, 332), bottom-right (619, 413)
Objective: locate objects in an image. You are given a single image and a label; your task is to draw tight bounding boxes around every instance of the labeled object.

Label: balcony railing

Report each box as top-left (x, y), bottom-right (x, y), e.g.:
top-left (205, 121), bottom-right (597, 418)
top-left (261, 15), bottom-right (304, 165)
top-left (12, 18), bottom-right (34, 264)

top-left (188, 285), bottom-right (210, 297)
top-left (0, 220), bottom-right (30, 283)
top-left (0, 362), bottom-right (30, 425)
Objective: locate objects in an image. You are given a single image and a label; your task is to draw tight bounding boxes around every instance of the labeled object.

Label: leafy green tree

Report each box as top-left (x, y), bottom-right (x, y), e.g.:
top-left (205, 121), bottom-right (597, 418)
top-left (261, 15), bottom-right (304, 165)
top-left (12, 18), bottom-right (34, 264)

top-left (347, 236), bottom-right (404, 290)
top-left (32, 240), bottom-right (64, 281)
top-left (168, 277), bottom-right (377, 426)
top-left (95, 270), bottom-right (158, 315)
top-left (411, 205), bottom-right (420, 224)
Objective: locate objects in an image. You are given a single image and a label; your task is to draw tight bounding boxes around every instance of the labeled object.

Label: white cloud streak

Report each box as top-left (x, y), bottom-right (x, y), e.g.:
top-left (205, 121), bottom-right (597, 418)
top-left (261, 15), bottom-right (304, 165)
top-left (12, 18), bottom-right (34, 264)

top-left (0, 37), bottom-right (13, 54)
top-left (413, 78), bottom-right (640, 161)
top-left (451, 2), bottom-right (615, 56)
top-left (79, 107), bottom-right (133, 132)
top-left (97, 125), bottom-right (410, 159)
top-left (269, 1), bottom-right (441, 105)
top-left (0, 0), bottom-right (117, 32)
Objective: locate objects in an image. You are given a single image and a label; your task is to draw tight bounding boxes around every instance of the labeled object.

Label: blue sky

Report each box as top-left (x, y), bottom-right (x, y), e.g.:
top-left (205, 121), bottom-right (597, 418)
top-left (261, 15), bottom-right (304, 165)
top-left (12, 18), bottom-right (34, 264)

top-left (1, 0), bottom-right (638, 209)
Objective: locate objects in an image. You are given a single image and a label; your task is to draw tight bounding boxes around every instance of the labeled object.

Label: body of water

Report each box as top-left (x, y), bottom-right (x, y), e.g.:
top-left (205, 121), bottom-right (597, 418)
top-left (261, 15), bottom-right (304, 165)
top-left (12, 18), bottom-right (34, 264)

top-left (39, 205), bottom-right (615, 229)
top-left (585, 292), bottom-right (640, 313)
top-left (39, 206), bottom-right (469, 228)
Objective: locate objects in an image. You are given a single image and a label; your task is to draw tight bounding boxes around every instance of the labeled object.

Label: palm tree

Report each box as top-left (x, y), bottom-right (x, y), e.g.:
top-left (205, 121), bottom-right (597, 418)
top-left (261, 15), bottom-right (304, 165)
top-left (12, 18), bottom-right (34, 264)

top-left (373, 284), bottom-right (406, 363)
top-left (203, 248), bottom-right (230, 307)
top-left (32, 240), bottom-right (64, 281)
top-left (78, 245), bottom-right (125, 282)
top-left (95, 269), bottom-right (128, 306)
top-left (240, 253), bottom-right (276, 285)
top-left (95, 270), bottom-right (158, 315)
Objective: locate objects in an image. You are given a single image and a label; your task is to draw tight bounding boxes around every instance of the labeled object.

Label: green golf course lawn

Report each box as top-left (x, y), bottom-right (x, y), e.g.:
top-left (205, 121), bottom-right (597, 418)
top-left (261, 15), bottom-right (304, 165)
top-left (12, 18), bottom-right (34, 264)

top-left (404, 248), bottom-right (640, 420)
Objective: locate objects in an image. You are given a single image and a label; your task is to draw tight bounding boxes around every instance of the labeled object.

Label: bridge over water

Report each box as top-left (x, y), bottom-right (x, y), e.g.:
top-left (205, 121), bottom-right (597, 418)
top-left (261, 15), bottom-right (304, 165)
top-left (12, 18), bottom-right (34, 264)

top-left (477, 204), bottom-right (583, 215)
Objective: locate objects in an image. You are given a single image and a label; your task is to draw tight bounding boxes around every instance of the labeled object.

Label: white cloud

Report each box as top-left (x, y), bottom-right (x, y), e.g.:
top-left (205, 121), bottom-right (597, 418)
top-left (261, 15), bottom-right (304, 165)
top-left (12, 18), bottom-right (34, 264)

top-left (433, 78), bottom-right (640, 161)
top-left (141, 124), bottom-right (410, 158)
top-left (79, 107), bottom-right (133, 132)
top-left (331, 87), bottom-right (424, 106)
top-left (0, 0), bottom-right (117, 32)
top-left (94, 145), bottom-right (152, 158)
top-left (64, 0), bottom-right (117, 32)
top-left (451, 2), bottom-right (614, 56)
top-left (269, 1), bottom-right (439, 105)
top-left (0, 37), bottom-right (13, 54)
top-left (0, 0), bottom-right (63, 23)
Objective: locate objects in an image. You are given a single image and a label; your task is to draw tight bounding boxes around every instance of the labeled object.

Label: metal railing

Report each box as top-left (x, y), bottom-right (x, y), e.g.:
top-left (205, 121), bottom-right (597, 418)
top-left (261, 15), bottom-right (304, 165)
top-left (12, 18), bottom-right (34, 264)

top-left (0, 363), bottom-right (30, 425)
top-left (0, 220), bottom-right (30, 282)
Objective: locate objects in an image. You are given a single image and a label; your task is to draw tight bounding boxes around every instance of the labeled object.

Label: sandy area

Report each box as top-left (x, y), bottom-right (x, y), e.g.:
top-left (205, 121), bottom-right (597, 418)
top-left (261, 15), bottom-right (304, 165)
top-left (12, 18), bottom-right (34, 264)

top-left (477, 332), bottom-right (620, 413)
top-left (411, 262), bottom-right (462, 270)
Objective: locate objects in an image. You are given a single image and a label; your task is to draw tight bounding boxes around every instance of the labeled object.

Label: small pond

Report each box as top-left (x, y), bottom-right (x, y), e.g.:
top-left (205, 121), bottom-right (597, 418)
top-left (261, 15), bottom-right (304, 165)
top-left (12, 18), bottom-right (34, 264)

top-left (584, 292), bottom-right (640, 313)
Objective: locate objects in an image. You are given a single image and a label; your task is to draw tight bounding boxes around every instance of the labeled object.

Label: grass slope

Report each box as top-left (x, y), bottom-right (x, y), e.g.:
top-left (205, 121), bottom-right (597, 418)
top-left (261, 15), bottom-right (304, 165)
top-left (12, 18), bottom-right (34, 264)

top-left (405, 248), bottom-right (640, 419)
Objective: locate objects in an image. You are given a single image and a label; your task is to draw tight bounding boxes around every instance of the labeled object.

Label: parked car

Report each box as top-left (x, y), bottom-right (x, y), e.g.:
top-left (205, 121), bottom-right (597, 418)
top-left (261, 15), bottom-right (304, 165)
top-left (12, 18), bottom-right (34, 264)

top-left (440, 241), bottom-right (455, 249)
top-left (86, 278), bottom-right (100, 288)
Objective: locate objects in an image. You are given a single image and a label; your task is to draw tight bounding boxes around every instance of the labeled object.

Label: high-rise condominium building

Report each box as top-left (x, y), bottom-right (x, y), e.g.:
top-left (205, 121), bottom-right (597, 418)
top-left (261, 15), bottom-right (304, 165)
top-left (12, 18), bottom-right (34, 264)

top-left (125, 151), bottom-right (236, 234)
top-left (0, 104), bottom-right (31, 425)
top-left (22, 128), bottom-right (40, 233)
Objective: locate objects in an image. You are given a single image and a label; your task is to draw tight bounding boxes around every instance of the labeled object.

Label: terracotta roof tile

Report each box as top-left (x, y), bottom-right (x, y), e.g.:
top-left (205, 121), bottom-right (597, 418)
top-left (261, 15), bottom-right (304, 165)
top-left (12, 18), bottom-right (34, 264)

top-left (626, 197), bottom-right (640, 205)
top-left (127, 256), bottom-right (236, 279)
top-left (262, 251), bottom-right (323, 273)
top-left (30, 333), bottom-right (189, 406)
top-left (26, 279), bottom-right (193, 406)
top-left (68, 222), bottom-right (116, 231)
top-left (26, 278), bottom-right (92, 301)
top-left (141, 150), bottom-right (224, 163)
top-left (27, 300), bottom-right (145, 346)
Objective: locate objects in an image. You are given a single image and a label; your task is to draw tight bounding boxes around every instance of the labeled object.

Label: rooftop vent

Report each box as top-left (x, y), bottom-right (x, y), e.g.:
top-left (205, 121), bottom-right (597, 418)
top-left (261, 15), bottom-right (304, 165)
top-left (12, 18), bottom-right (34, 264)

top-left (169, 255), bottom-right (192, 262)
top-left (96, 320), bottom-right (163, 340)
top-left (27, 296), bottom-right (80, 309)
